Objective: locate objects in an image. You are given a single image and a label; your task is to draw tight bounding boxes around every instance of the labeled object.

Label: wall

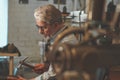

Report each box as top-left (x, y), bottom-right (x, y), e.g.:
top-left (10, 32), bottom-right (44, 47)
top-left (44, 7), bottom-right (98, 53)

top-left (8, 0), bottom-right (47, 62)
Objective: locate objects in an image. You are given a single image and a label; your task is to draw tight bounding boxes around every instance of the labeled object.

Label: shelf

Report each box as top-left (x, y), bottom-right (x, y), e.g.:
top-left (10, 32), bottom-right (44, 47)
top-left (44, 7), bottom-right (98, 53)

top-left (0, 53), bottom-right (18, 56)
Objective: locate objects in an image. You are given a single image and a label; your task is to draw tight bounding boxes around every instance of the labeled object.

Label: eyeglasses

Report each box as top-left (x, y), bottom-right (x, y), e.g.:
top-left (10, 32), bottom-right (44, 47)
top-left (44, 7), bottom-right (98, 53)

top-left (36, 25), bottom-right (48, 30)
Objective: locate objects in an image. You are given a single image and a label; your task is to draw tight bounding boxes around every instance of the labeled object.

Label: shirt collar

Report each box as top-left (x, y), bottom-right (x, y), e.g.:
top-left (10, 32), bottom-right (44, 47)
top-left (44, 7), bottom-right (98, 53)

top-left (50, 26), bottom-right (68, 43)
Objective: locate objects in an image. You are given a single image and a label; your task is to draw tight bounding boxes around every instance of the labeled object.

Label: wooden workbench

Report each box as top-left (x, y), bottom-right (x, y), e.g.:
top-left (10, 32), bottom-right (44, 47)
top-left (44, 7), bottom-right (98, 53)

top-left (0, 53), bottom-right (18, 75)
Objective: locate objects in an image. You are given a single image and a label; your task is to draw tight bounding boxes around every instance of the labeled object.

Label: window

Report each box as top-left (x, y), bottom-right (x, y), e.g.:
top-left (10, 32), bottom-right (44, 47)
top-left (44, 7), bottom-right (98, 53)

top-left (0, 0), bottom-right (8, 58)
top-left (0, 0), bottom-right (8, 47)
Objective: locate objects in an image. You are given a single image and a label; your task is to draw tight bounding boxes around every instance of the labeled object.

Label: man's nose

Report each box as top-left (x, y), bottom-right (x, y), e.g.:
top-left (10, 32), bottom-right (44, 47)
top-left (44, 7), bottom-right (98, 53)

top-left (38, 29), bottom-right (44, 34)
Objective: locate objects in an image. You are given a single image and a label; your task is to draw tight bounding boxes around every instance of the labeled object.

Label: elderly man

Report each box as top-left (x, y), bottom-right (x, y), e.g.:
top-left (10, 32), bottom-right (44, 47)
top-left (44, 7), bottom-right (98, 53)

top-left (7, 4), bottom-right (78, 80)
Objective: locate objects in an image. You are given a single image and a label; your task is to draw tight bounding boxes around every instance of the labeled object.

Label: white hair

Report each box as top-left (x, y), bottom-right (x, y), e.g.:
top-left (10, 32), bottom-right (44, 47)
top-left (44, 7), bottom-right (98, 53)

top-left (34, 4), bottom-right (62, 24)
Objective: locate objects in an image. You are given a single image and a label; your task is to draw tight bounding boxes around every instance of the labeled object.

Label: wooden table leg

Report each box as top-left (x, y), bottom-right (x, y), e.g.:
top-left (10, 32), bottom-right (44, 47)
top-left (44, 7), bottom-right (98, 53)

top-left (9, 56), bottom-right (14, 75)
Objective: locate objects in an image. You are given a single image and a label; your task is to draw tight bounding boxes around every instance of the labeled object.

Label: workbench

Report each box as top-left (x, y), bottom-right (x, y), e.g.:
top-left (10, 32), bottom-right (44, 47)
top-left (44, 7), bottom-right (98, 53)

top-left (0, 53), bottom-right (18, 75)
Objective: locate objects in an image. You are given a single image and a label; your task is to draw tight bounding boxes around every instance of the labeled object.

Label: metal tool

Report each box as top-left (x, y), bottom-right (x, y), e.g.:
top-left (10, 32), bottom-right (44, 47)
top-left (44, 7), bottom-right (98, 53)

top-left (18, 57), bottom-right (34, 69)
top-left (14, 57), bottom-right (27, 75)
top-left (14, 57), bottom-right (39, 79)
top-left (14, 57), bottom-right (29, 76)
top-left (17, 57), bottom-right (29, 68)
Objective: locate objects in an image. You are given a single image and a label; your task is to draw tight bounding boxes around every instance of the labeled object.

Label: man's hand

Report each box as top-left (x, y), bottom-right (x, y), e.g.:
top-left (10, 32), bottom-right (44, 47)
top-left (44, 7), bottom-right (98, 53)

top-left (33, 63), bottom-right (49, 74)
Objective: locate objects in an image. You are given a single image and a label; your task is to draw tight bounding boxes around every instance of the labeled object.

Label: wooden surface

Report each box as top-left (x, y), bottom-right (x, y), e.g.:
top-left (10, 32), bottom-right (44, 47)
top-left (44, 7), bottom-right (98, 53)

top-left (0, 53), bottom-right (18, 56)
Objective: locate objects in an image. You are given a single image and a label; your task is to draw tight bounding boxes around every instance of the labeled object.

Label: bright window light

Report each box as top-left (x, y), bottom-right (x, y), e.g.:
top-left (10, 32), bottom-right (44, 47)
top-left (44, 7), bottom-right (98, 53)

top-left (0, 0), bottom-right (8, 58)
top-left (0, 0), bottom-right (8, 47)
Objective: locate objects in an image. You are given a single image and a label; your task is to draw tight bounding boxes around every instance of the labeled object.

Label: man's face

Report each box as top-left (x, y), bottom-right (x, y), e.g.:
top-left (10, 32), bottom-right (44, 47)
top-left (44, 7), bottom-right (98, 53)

top-left (36, 21), bottom-right (53, 37)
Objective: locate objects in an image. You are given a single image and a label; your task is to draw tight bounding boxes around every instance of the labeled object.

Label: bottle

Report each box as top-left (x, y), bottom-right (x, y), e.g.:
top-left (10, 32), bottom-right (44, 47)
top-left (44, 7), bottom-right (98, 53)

top-left (63, 6), bottom-right (67, 13)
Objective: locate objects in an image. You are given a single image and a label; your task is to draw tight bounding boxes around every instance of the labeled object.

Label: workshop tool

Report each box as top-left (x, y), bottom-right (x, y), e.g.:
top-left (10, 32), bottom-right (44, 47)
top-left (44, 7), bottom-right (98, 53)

top-left (14, 57), bottom-right (29, 76)
top-left (14, 57), bottom-right (40, 79)
top-left (19, 57), bottom-right (34, 69)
